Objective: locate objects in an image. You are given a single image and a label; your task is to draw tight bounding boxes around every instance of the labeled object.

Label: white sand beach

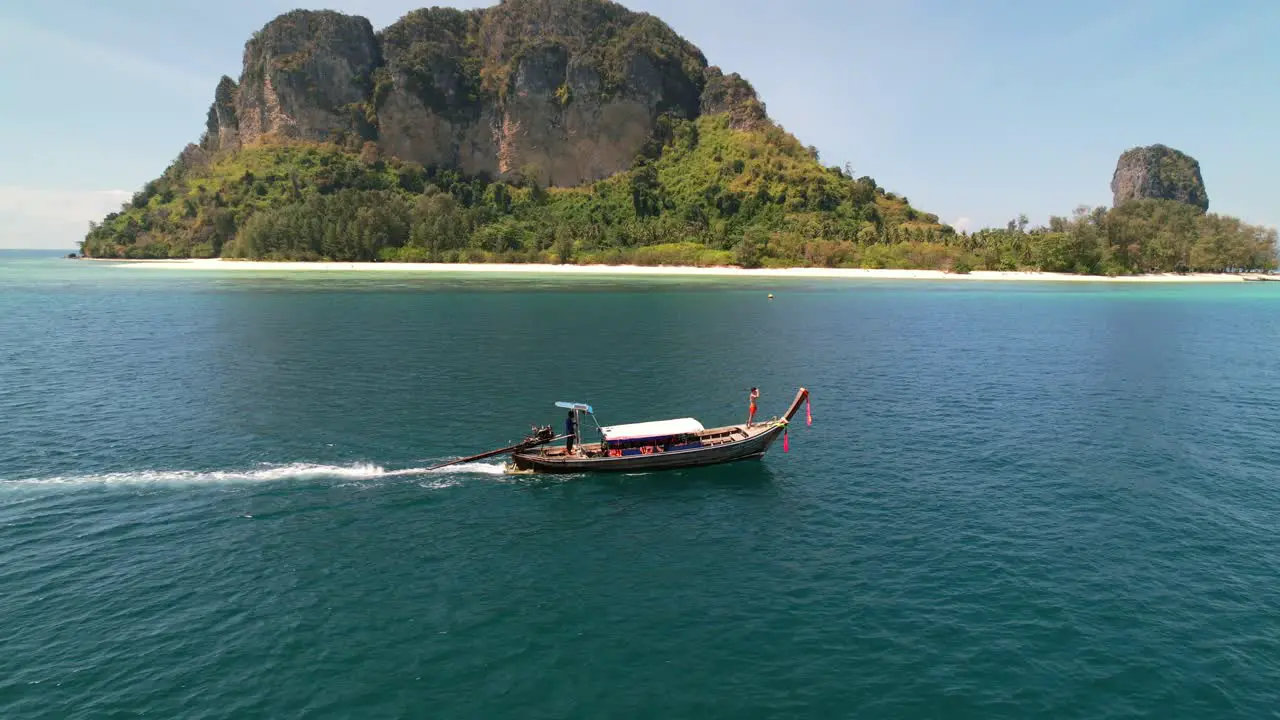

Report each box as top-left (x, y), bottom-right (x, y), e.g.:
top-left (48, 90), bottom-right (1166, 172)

top-left (91, 258), bottom-right (1264, 282)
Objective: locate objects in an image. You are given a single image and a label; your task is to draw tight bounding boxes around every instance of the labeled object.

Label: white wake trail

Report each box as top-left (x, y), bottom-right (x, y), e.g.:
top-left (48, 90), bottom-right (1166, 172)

top-left (1, 461), bottom-right (510, 487)
top-left (422, 462), bottom-right (508, 476)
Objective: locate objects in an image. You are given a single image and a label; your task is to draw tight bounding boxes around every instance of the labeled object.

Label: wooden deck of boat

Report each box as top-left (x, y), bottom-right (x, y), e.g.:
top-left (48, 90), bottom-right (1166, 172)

top-left (698, 426), bottom-right (751, 447)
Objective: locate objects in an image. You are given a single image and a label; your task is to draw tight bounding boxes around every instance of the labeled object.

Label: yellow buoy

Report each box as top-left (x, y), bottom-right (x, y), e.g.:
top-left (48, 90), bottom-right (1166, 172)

top-left (768, 293), bottom-right (774, 299)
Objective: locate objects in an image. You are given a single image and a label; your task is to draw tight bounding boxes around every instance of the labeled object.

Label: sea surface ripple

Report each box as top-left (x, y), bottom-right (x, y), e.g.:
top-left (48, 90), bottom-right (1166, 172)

top-left (2, 252), bottom-right (1280, 718)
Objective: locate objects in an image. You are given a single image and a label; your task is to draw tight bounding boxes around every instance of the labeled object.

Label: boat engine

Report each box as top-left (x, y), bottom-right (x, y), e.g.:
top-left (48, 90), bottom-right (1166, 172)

top-left (526, 425), bottom-right (555, 445)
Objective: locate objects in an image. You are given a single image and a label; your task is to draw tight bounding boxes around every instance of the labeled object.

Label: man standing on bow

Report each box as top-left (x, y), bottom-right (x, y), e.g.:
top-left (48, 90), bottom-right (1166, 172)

top-left (747, 387), bottom-right (760, 427)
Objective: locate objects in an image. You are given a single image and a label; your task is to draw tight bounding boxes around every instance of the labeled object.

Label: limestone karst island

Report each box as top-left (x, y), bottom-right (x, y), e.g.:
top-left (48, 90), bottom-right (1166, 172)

top-left (80, 0), bottom-right (1276, 275)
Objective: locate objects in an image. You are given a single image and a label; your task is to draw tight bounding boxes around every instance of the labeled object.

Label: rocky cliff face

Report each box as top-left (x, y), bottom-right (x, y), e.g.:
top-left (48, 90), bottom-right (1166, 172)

top-left (203, 76), bottom-right (240, 150)
top-left (202, 0), bottom-right (760, 187)
top-left (1111, 144), bottom-right (1209, 212)
top-left (700, 67), bottom-right (766, 130)
top-left (237, 11), bottom-right (380, 145)
top-left (373, 9), bottom-right (491, 176)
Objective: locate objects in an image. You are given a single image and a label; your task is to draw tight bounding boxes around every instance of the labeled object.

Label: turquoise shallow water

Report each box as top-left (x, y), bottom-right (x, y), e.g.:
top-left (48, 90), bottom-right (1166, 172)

top-left (2, 251), bottom-right (1280, 718)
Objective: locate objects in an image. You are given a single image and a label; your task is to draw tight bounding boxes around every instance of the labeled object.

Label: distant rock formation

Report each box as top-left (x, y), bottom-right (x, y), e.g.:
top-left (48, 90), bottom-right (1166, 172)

top-left (1111, 144), bottom-right (1209, 212)
top-left (198, 0), bottom-right (761, 188)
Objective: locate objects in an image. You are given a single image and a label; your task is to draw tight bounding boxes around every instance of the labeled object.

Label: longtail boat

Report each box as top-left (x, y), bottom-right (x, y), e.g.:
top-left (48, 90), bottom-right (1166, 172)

top-left (506, 387), bottom-right (810, 474)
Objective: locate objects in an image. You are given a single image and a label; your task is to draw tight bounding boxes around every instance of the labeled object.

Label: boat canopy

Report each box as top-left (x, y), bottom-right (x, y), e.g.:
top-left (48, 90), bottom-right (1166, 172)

top-left (555, 402), bottom-right (594, 413)
top-left (600, 418), bottom-right (704, 442)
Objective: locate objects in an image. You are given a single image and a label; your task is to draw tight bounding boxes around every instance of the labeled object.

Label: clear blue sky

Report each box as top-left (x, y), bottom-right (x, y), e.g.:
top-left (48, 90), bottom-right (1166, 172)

top-left (1, 0), bottom-right (1276, 248)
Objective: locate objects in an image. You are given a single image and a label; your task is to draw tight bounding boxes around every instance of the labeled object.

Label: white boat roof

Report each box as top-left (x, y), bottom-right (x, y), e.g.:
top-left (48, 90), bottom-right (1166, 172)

top-left (600, 418), bottom-right (705, 441)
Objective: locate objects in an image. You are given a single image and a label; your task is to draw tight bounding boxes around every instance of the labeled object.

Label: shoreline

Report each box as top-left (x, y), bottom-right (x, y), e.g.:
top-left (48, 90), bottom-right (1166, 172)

top-left (85, 258), bottom-right (1265, 283)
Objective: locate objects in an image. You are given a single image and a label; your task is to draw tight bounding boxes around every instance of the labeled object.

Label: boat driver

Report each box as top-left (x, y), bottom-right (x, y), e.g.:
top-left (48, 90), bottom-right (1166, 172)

top-left (565, 411), bottom-right (578, 454)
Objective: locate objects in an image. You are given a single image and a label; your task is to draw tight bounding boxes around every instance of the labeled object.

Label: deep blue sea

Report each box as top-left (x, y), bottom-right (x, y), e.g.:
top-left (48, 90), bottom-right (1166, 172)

top-left (2, 250), bottom-right (1279, 718)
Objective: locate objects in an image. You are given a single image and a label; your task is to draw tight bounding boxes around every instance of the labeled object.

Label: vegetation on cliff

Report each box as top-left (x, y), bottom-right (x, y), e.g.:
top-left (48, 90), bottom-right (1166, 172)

top-left (82, 115), bottom-right (946, 266)
top-left (475, 0), bottom-right (706, 106)
top-left (374, 0), bottom-right (705, 118)
top-left (377, 8), bottom-right (482, 122)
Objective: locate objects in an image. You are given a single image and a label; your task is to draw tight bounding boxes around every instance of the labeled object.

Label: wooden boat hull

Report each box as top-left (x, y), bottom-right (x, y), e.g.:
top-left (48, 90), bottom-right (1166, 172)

top-left (510, 422), bottom-right (785, 474)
